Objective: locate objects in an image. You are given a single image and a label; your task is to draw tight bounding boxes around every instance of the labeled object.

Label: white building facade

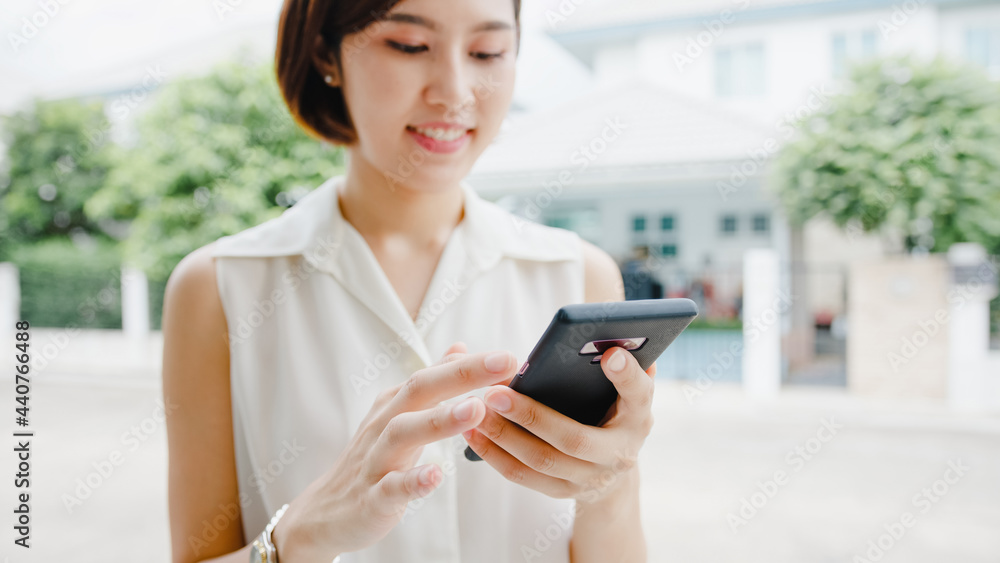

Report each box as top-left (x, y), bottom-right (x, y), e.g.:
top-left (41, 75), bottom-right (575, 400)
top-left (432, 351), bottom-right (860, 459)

top-left (469, 0), bottom-right (1000, 312)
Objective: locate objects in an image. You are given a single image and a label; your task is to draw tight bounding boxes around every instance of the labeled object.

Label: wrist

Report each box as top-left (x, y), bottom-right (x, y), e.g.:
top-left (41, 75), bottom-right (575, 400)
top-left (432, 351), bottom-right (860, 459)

top-left (578, 466), bottom-right (639, 512)
top-left (271, 509), bottom-right (341, 563)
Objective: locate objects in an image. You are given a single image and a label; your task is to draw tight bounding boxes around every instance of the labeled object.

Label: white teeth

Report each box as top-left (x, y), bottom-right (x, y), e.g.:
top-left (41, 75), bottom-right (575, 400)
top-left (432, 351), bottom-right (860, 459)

top-left (411, 126), bottom-right (468, 142)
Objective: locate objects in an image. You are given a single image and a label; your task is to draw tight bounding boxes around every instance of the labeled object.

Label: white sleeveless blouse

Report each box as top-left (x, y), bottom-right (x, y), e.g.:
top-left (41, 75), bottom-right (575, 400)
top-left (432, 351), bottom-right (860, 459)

top-left (209, 174), bottom-right (585, 563)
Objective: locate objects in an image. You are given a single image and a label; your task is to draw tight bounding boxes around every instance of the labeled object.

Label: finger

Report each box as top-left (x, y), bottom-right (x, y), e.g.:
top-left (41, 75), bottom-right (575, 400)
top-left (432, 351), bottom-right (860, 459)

top-left (369, 397), bottom-right (486, 471)
top-left (371, 343), bottom-right (474, 415)
top-left (462, 428), bottom-right (576, 499)
top-left (483, 385), bottom-right (608, 464)
top-left (646, 361), bottom-right (657, 377)
top-left (474, 408), bottom-right (595, 482)
top-left (600, 347), bottom-right (654, 418)
top-left (370, 463), bottom-right (442, 517)
top-left (387, 350), bottom-right (517, 414)
top-left (433, 341), bottom-right (468, 366)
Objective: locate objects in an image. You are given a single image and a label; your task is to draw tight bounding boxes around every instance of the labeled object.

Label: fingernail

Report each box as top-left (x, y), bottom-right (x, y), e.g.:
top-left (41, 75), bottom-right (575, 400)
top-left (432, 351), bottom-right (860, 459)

top-left (462, 429), bottom-right (474, 440)
top-left (453, 397), bottom-right (477, 421)
top-left (419, 465), bottom-right (436, 486)
top-left (485, 391), bottom-right (511, 412)
top-left (608, 350), bottom-right (627, 372)
top-left (485, 352), bottom-right (510, 373)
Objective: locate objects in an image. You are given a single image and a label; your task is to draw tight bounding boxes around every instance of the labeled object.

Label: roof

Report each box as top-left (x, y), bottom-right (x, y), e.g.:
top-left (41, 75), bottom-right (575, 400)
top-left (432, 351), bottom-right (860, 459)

top-left (545, 0), bottom-right (982, 54)
top-left (468, 77), bottom-right (770, 188)
top-left (546, 0), bottom-right (814, 35)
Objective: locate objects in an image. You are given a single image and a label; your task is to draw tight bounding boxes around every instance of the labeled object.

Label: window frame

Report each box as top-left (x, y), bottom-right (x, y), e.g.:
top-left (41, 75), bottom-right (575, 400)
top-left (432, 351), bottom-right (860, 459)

top-left (720, 214), bottom-right (738, 235)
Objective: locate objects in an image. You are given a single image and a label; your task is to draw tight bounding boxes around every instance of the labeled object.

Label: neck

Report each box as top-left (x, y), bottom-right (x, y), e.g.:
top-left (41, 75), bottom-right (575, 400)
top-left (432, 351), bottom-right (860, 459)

top-left (337, 151), bottom-right (465, 247)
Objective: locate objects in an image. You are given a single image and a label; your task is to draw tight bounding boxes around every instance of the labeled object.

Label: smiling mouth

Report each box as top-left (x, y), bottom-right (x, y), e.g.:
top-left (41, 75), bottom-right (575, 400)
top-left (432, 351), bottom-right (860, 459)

top-left (405, 125), bottom-right (474, 142)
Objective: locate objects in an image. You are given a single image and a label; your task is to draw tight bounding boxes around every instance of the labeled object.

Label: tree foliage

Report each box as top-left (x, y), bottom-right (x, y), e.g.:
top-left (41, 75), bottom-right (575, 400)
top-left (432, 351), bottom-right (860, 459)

top-left (772, 56), bottom-right (1000, 254)
top-left (84, 60), bottom-right (345, 280)
top-left (0, 98), bottom-right (117, 261)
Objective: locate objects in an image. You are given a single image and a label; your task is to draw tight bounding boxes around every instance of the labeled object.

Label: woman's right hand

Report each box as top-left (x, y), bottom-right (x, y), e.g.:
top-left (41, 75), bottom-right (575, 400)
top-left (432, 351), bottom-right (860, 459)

top-left (270, 343), bottom-right (518, 562)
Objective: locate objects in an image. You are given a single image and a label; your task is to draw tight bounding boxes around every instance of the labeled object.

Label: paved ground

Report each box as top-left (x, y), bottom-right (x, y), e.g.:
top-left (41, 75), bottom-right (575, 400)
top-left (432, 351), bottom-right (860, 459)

top-left (1, 374), bottom-right (999, 563)
top-left (642, 383), bottom-right (1000, 562)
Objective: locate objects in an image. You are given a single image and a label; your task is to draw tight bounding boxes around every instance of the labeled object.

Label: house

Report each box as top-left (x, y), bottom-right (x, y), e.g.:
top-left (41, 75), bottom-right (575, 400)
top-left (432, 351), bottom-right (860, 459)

top-left (468, 77), bottom-right (782, 312)
top-left (469, 0), bottom-right (1000, 318)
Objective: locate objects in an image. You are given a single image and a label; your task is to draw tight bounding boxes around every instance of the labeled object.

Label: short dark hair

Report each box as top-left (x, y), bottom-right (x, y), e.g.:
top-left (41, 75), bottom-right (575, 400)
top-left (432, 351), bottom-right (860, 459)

top-left (275, 0), bottom-right (522, 146)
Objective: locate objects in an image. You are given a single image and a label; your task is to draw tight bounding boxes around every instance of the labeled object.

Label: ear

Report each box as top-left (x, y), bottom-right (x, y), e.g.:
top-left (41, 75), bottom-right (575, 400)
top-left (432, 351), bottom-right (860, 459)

top-left (311, 33), bottom-right (342, 87)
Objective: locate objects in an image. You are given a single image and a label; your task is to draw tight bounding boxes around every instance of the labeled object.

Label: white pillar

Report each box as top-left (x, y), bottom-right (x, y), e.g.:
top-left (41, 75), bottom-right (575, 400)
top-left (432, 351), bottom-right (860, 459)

top-left (121, 265), bottom-right (150, 341)
top-left (0, 263), bottom-right (20, 336)
top-left (743, 249), bottom-right (783, 400)
top-left (947, 243), bottom-right (999, 411)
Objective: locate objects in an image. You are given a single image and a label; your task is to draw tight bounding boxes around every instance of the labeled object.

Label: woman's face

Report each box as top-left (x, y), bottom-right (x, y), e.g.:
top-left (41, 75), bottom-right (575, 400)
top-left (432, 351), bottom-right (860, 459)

top-left (336, 0), bottom-right (518, 194)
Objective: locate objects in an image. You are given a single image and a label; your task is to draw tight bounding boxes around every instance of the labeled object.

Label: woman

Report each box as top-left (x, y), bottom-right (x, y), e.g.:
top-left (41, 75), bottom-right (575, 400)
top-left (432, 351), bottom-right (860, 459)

top-left (162, 0), bottom-right (656, 561)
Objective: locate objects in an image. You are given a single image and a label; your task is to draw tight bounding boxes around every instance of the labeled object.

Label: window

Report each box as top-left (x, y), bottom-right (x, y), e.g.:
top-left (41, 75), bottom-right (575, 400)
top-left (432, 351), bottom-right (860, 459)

top-left (832, 29), bottom-right (880, 79)
top-left (659, 244), bottom-right (678, 258)
top-left (546, 217), bottom-right (572, 230)
top-left (861, 29), bottom-right (878, 55)
top-left (967, 28), bottom-right (1000, 77)
top-left (632, 216), bottom-right (646, 232)
top-left (832, 33), bottom-right (847, 77)
top-left (542, 208), bottom-right (602, 242)
top-left (720, 215), bottom-right (738, 234)
top-left (715, 42), bottom-right (765, 98)
top-left (752, 213), bottom-right (770, 234)
top-left (660, 215), bottom-right (675, 232)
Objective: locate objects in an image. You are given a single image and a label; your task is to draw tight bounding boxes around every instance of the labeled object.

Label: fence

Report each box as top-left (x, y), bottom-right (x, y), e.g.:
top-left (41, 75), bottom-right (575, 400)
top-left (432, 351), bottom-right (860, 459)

top-left (656, 329), bottom-right (743, 382)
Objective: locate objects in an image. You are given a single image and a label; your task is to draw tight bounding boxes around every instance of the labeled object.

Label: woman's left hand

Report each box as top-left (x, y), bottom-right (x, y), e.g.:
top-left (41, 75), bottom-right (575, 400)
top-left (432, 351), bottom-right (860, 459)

top-left (462, 346), bottom-right (656, 505)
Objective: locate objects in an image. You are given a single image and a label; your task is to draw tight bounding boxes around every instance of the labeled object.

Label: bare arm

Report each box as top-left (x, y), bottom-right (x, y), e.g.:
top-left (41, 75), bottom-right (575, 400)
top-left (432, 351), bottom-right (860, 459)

top-left (163, 242), bottom-right (250, 563)
top-left (569, 240), bottom-right (647, 563)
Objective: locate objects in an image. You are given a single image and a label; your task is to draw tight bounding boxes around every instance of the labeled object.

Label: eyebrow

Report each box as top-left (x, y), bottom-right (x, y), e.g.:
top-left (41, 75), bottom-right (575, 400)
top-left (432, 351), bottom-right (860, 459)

top-left (382, 12), bottom-right (513, 32)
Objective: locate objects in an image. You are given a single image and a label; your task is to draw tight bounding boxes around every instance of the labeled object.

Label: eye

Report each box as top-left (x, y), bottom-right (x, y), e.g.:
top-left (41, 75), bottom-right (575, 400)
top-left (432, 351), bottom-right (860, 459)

top-left (472, 51), bottom-right (505, 61)
top-left (387, 40), bottom-right (427, 54)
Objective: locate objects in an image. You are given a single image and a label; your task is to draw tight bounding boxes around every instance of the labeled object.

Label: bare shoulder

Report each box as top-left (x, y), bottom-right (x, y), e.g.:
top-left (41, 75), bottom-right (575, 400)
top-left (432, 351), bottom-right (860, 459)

top-left (163, 241), bottom-right (245, 561)
top-left (580, 238), bottom-right (625, 303)
top-left (162, 240), bottom-right (229, 377)
top-left (165, 241), bottom-right (222, 312)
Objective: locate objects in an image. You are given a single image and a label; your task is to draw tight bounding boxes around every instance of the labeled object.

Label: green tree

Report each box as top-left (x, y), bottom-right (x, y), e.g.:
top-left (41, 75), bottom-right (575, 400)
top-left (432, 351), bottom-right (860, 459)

top-left (0, 98), bottom-right (117, 261)
top-left (85, 60), bottom-right (345, 280)
top-left (772, 56), bottom-right (1000, 254)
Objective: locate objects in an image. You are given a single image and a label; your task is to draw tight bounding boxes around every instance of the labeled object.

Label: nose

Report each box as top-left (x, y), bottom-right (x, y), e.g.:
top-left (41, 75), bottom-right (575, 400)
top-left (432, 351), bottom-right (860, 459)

top-left (425, 47), bottom-right (477, 121)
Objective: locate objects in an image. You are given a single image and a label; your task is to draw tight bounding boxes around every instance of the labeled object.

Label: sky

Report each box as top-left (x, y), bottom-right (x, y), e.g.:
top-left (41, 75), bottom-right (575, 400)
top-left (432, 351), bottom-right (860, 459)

top-left (0, 0), bottom-right (596, 115)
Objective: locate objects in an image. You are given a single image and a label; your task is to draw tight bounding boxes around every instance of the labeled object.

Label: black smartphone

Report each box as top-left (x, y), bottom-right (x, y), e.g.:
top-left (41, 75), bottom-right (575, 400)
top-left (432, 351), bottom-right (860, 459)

top-left (465, 298), bottom-right (698, 461)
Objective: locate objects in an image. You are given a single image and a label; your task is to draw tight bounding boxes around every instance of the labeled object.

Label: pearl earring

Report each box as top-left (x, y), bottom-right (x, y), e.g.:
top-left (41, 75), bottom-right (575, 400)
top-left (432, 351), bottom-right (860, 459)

top-left (324, 75), bottom-right (333, 84)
